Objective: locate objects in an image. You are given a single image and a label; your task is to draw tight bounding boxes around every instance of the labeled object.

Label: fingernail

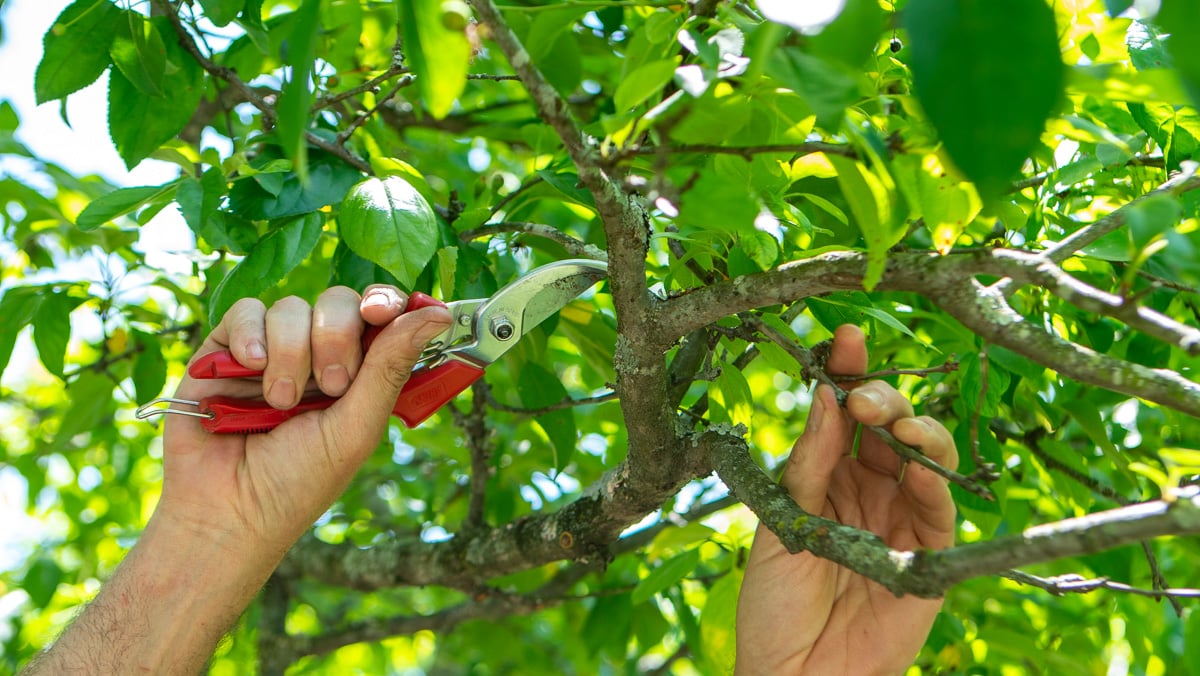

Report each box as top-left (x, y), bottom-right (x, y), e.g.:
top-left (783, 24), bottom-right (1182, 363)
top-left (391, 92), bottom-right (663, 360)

top-left (412, 320), bottom-right (449, 348)
top-left (362, 291), bottom-right (393, 310)
top-left (854, 388), bottom-right (883, 408)
top-left (246, 340), bottom-right (266, 361)
top-left (321, 365), bottom-right (349, 395)
top-left (268, 378), bottom-right (296, 408)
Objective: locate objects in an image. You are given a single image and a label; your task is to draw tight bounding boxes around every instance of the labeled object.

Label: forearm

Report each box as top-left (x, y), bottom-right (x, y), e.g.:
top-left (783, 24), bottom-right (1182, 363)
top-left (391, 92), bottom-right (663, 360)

top-left (22, 510), bottom-right (280, 674)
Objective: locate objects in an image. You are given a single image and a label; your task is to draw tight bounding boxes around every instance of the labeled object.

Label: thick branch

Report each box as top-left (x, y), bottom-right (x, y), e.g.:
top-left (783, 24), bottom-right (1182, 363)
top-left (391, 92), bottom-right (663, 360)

top-left (659, 250), bottom-right (1200, 417)
top-left (470, 0), bottom-right (677, 480)
top-left (276, 448), bottom-right (711, 590)
top-left (712, 428), bottom-right (1200, 598)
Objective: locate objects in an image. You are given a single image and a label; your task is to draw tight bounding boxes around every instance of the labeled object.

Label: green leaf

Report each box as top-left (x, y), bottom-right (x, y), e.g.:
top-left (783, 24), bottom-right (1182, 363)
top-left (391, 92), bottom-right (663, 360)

top-left (582, 593), bottom-right (633, 658)
top-left (905, 0), bottom-right (1064, 202)
top-left (1126, 192), bottom-right (1182, 250)
top-left (109, 10), bottom-right (166, 97)
top-left (339, 176), bottom-right (439, 289)
top-left (0, 288), bottom-right (43, 382)
top-left (517, 362), bottom-right (577, 471)
top-left (107, 17), bottom-right (204, 168)
top-left (1061, 399), bottom-right (1129, 474)
top-left (958, 352), bottom-right (1009, 419)
top-left (828, 155), bottom-right (900, 290)
top-left (209, 213), bottom-right (325, 325)
top-left (436, 246), bottom-right (457, 299)
top-left (399, 0), bottom-right (471, 118)
top-left (50, 370), bottom-right (116, 452)
top-left (1185, 604), bottom-right (1200, 676)
top-left (1157, 0), bottom-right (1200, 106)
top-left (810, 0), bottom-right (887, 68)
top-left (179, 170), bottom-right (257, 254)
top-left (199, 0), bottom-right (244, 27)
top-left (33, 292), bottom-right (75, 380)
top-left (228, 150), bottom-right (364, 220)
top-left (524, 9), bottom-right (584, 96)
top-left (647, 522), bottom-right (716, 559)
top-left (275, 0), bottom-right (322, 183)
top-left (698, 567), bottom-right (743, 675)
top-left (22, 557), bottom-right (63, 609)
top-left (615, 58), bottom-right (678, 112)
top-left (632, 547), bottom-right (700, 605)
top-left (766, 50), bottom-right (857, 128)
top-left (712, 363), bottom-right (753, 428)
top-left (76, 183), bottom-right (176, 231)
top-left (132, 332), bottom-right (167, 404)
top-left (35, 0), bottom-right (122, 104)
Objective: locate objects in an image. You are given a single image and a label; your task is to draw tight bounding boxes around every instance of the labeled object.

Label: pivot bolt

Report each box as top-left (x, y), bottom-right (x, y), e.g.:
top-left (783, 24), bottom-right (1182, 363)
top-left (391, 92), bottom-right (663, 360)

top-left (491, 317), bottom-right (515, 341)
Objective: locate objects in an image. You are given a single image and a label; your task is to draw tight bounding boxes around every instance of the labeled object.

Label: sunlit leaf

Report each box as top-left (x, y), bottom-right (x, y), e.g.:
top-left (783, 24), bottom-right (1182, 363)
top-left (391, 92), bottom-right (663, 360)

top-left (338, 176), bottom-right (439, 290)
top-left (275, 0), bottom-right (321, 183)
top-left (107, 17), bottom-right (204, 168)
top-left (905, 0), bottom-right (1064, 201)
top-left (399, 0), bottom-right (471, 118)
top-left (632, 548), bottom-right (700, 605)
top-left (76, 183), bottom-right (176, 231)
top-left (35, 0), bottom-right (122, 104)
top-left (109, 10), bottom-right (166, 97)
top-left (209, 213), bottom-right (325, 325)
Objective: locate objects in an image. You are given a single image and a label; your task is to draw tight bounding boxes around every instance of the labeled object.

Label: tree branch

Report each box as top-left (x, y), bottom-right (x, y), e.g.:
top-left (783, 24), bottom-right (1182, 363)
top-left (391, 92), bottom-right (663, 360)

top-left (710, 426), bottom-right (1200, 598)
top-left (1041, 170), bottom-right (1200, 263)
top-left (1002, 569), bottom-right (1200, 599)
top-left (469, 0), bottom-right (680, 502)
top-left (658, 249), bottom-right (1200, 417)
top-left (459, 221), bottom-right (608, 261)
top-left (276, 445), bottom-right (711, 590)
top-left (157, 0), bottom-right (372, 173)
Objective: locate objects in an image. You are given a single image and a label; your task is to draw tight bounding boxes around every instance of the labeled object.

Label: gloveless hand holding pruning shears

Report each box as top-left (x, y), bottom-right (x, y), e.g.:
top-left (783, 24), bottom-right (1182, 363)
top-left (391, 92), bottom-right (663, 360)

top-left (137, 259), bottom-right (607, 433)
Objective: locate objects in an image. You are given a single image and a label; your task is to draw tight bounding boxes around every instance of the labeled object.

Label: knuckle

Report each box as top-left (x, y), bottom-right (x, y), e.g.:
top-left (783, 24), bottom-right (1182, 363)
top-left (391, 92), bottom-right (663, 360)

top-left (266, 295), bottom-right (311, 317)
top-left (318, 285), bottom-right (361, 308)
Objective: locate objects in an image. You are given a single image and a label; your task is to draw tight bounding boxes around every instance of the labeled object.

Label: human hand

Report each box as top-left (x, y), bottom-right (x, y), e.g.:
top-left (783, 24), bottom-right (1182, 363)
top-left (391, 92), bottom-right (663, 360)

top-left (154, 286), bottom-right (452, 561)
top-left (735, 325), bottom-right (958, 675)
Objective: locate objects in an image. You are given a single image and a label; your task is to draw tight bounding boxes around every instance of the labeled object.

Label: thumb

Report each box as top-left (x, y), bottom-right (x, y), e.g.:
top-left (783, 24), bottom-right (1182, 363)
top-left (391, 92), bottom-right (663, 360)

top-left (327, 306), bottom-right (453, 452)
top-left (781, 384), bottom-right (853, 514)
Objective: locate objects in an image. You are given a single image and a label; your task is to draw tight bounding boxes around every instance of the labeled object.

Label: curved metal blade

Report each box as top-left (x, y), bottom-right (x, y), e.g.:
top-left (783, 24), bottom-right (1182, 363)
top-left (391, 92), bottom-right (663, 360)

top-left (467, 259), bottom-right (607, 364)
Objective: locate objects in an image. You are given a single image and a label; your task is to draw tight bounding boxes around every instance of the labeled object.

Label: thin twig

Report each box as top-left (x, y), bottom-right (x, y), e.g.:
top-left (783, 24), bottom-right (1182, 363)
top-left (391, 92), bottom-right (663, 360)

top-left (157, 0), bottom-right (372, 173)
top-left (1003, 569), bottom-right (1200, 599)
top-left (969, 346), bottom-right (989, 475)
top-left (745, 314), bottom-right (996, 500)
top-left (830, 360), bottom-right (959, 382)
top-left (628, 142), bottom-right (858, 160)
top-left (488, 390), bottom-right (618, 415)
top-left (459, 221), bottom-right (608, 261)
top-left (314, 64), bottom-right (409, 111)
top-left (336, 75), bottom-right (416, 144)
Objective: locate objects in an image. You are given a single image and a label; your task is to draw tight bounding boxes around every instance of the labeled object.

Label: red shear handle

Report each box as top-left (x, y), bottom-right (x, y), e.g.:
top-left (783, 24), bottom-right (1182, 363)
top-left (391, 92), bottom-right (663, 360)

top-left (190, 292), bottom-right (445, 379)
top-left (198, 395), bottom-right (336, 434)
top-left (393, 360), bottom-right (485, 427)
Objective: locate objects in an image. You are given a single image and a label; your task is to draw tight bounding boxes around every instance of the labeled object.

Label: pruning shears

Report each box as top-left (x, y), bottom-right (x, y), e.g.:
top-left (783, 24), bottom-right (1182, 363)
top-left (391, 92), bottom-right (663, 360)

top-left (135, 259), bottom-right (607, 434)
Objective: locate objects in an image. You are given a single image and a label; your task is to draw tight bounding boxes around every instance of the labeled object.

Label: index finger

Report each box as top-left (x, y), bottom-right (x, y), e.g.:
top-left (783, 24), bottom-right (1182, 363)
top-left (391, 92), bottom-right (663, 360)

top-left (826, 324), bottom-right (868, 380)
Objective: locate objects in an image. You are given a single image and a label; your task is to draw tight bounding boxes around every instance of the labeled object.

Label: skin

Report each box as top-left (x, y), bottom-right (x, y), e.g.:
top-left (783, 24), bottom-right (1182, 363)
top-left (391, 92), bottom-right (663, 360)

top-left (23, 294), bottom-right (953, 674)
top-left (23, 285), bottom-right (452, 674)
top-left (735, 324), bottom-right (959, 675)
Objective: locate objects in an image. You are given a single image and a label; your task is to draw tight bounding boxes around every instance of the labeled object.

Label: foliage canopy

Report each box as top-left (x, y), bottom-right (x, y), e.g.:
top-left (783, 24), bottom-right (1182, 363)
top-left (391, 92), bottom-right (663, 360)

top-left (4, 0), bottom-right (1200, 672)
